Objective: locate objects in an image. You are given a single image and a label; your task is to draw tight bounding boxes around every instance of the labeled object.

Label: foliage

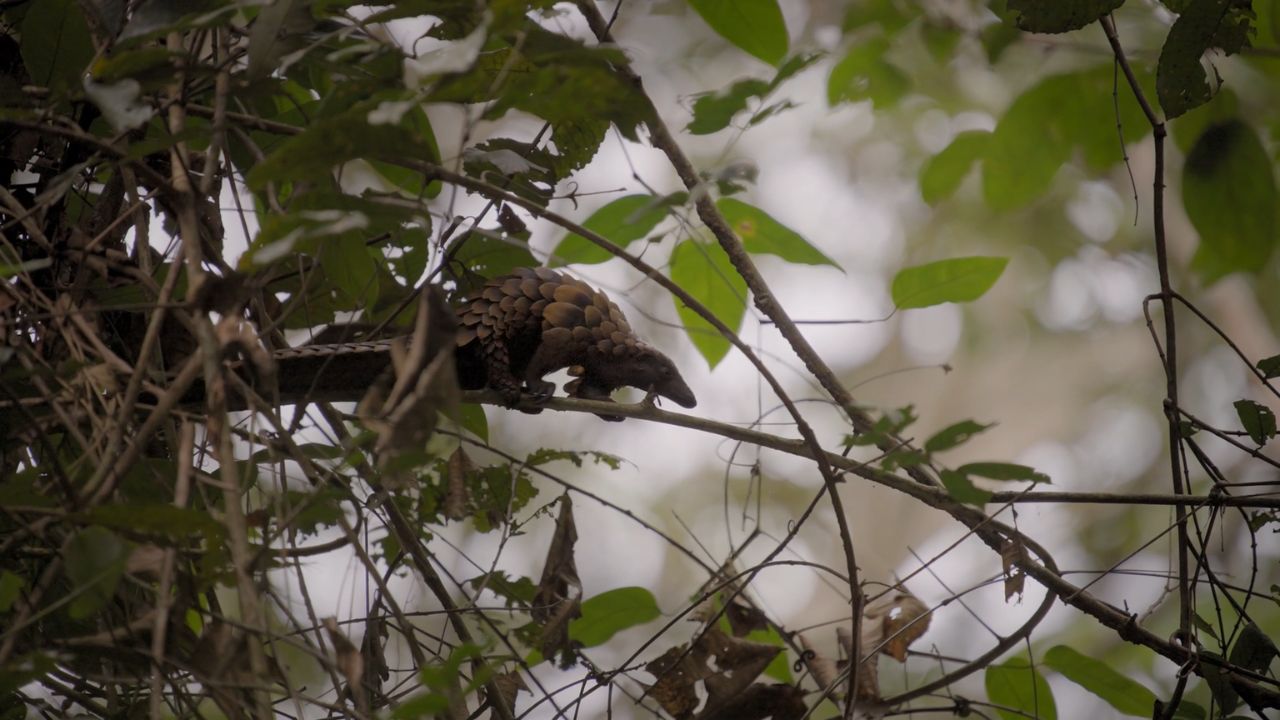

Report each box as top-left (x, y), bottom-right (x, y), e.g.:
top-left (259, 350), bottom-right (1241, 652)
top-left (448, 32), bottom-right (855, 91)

top-left (1, 0), bottom-right (1278, 718)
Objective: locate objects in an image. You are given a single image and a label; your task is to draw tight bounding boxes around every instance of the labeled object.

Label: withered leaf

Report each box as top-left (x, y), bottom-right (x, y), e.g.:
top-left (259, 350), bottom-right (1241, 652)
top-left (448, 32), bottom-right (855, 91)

top-left (533, 495), bottom-right (582, 667)
top-left (799, 633), bottom-right (840, 692)
top-left (697, 683), bottom-right (805, 720)
top-left (872, 593), bottom-right (930, 662)
top-left (646, 626), bottom-right (781, 720)
top-left (487, 671), bottom-right (529, 719)
top-left (322, 617), bottom-right (365, 713)
top-left (1001, 536), bottom-right (1027, 601)
top-left (358, 286), bottom-right (460, 489)
top-left (444, 446), bottom-right (473, 520)
top-left (725, 598), bottom-right (770, 637)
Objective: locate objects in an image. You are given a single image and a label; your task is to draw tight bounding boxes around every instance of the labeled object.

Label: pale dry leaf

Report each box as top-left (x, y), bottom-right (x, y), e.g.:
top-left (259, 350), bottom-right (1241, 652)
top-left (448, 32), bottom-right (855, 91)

top-left (322, 616), bottom-right (364, 711)
top-left (487, 670), bottom-right (529, 719)
top-left (879, 593), bottom-right (930, 662)
top-left (444, 446), bottom-right (473, 520)
top-left (799, 633), bottom-right (840, 692)
top-left (533, 495), bottom-right (582, 667)
top-left (1001, 536), bottom-right (1027, 601)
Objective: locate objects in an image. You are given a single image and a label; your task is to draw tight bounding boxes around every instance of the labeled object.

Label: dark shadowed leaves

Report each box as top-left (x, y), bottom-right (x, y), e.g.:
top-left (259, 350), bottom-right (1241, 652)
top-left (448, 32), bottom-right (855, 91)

top-left (19, 0), bottom-right (93, 93)
top-left (1157, 0), bottom-right (1254, 118)
top-left (1258, 354), bottom-right (1280, 379)
top-left (1233, 399), bottom-right (1276, 445)
top-left (1006, 0), bottom-right (1125, 33)
top-left (65, 527), bottom-right (128, 619)
top-left (1184, 121), bottom-right (1278, 282)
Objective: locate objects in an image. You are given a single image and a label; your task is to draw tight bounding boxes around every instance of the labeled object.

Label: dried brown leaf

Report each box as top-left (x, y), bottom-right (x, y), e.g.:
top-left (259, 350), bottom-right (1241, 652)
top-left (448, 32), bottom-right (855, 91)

top-left (322, 616), bottom-right (364, 712)
top-left (1001, 536), bottom-right (1027, 601)
top-left (488, 671), bottom-right (529, 719)
top-left (697, 683), bottom-right (806, 720)
top-left (647, 626), bottom-right (781, 720)
top-left (533, 495), bottom-right (582, 667)
top-left (444, 447), bottom-right (473, 520)
top-left (725, 598), bottom-right (769, 637)
top-left (878, 593), bottom-right (930, 662)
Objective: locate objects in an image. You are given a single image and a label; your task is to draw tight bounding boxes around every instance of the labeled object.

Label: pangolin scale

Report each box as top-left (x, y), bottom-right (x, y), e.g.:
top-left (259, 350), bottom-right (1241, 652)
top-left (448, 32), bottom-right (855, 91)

top-left (454, 267), bottom-right (696, 418)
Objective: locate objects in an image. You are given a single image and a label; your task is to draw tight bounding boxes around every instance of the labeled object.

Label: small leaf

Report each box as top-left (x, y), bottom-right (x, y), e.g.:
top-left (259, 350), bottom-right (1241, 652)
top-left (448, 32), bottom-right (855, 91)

top-left (920, 131), bottom-right (990, 204)
top-left (687, 78), bottom-right (770, 135)
top-left (957, 462), bottom-right (1050, 483)
top-left (1257, 354), bottom-right (1280, 379)
top-left (1185, 121), bottom-right (1278, 283)
top-left (1005, 0), bottom-right (1124, 34)
top-left (570, 587), bottom-right (660, 647)
top-left (551, 195), bottom-right (670, 266)
top-left (827, 36), bottom-right (910, 109)
top-left (891, 256), bottom-right (1008, 309)
top-left (687, 0), bottom-right (788, 66)
top-left (985, 659), bottom-right (1057, 720)
top-left (940, 469), bottom-right (991, 505)
top-left (64, 527), bottom-right (128, 619)
top-left (925, 420), bottom-right (993, 453)
top-left (717, 198), bottom-right (839, 267)
top-left (1193, 613), bottom-right (1220, 641)
top-left (458, 403), bottom-right (488, 442)
top-left (0, 571), bottom-right (24, 612)
top-left (671, 239), bottom-right (748, 369)
top-left (1233, 399), bottom-right (1276, 446)
top-left (1043, 645), bottom-right (1157, 717)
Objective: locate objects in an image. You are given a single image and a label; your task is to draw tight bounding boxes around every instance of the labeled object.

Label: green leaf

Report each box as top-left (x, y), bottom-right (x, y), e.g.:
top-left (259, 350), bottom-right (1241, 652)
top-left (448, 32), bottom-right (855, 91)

top-left (0, 571), bottom-right (24, 612)
top-left (1171, 702), bottom-right (1207, 720)
top-left (718, 198), bottom-right (839, 267)
top-left (20, 0), bottom-right (94, 93)
top-left (920, 131), bottom-right (990, 204)
top-left (688, 78), bottom-right (771, 135)
top-left (569, 587), bottom-right (660, 647)
top-left (827, 36), bottom-right (909, 109)
top-left (941, 469), bottom-right (992, 505)
top-left (83, 504), bottom-right (221, 540)
top-left (64, 527), bottom-right (128, 620)
top-left (985, 658), bottom-right (1057, 720)
top-left (1006, 0), bottom-right (1124, 33)
top-left (925, 420), bottom-right (993, 453)
top-left (891, 257), bottom-right (1008, 309)
top-left (1233, 399), bottom-right (1276, 446)
top-left (1185, 121), bottom-right (1278, 283)
top-left (958, 462), bottom-right (1050, 483)
top-left (1228, 621), bottom-right (1279, 673)
top-left (1043, 645), bottom-right (1157, 717)
top-left (1258, 354), bottom-right (1280, 379)
top-left (551, 195), bottom-right (671, 266)
top-left (458, 403), bottom-right (488, 443)
top-left (687, 0), bottom-right (788, 66)
top-left (1200, 651), bottom-right (1239, 713)
top-left (1157, 0), bottom-right (1253, 118)
top-left (246, 101), bottom-right (436, 190)
top-left (671, 240), bottom-right (748, 368)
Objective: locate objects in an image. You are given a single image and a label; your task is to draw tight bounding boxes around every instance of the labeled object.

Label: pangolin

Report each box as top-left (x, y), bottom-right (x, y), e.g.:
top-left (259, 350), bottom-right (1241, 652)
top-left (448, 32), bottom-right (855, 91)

top-left (454, 267), bottom-right (696, 419)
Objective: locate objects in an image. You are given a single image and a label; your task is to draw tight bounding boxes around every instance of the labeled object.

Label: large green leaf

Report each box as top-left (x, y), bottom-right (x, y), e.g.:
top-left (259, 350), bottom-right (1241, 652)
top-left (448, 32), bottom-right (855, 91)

top-left (569, 587), bottom-right (660, 647)
top-left (671, 240), bottom-right (748, 368)
top-left (1044, 645), bottom-right (1157, 717)
top-left (891, 257), bottom-right (1008, 309)
top-left (550, 195), bottom-right (670, 266)
top-left (20, 0), bottom-right (93, 93)
top-left (920, 131), bottom-right (990, 204)
top-left (687, 0), bottom-right (788, 66)
top-left (1006, 0), bottom-right (1125, 33)
top-left (718, 198), bottom-right (839, 267)
top-left (985, 658), bottom-right (1057, 720)
top-left (1184, 121), bottom-right (1278, 283)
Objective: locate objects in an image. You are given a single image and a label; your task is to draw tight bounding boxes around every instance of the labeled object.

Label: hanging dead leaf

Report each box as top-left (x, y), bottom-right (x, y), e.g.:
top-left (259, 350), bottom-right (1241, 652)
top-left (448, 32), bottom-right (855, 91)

top-left (487, 671), bottom-right (529, 719)
top-left (532, 495), bottom-right (582, 667)
top-left (1001, 536), bottom-right (1027, 601)
top-left (697, 683), bottom-right (806, 720)
top-left (358, 286), bottom-right (459, 489)
top-left (874, 593), bottom-right (930, 662)
top-left (322, 617), bottom-right (365, 714)
top-left (799, 633), bottom-right (840, 691)
top-left (444, 447), bottom-right (473, 520)
top-left (646, 626), bottom-right (781, 720)
top-left (725, 597), bottom-right (769, 637)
